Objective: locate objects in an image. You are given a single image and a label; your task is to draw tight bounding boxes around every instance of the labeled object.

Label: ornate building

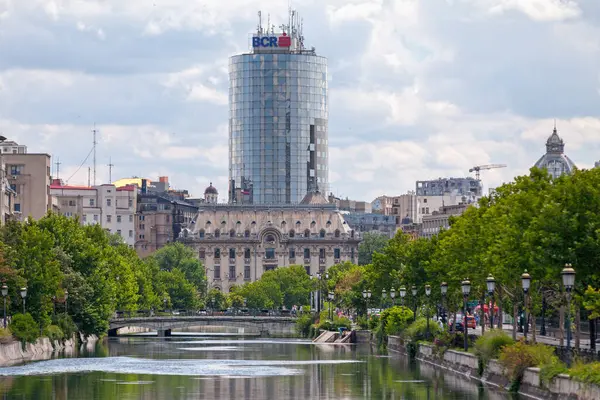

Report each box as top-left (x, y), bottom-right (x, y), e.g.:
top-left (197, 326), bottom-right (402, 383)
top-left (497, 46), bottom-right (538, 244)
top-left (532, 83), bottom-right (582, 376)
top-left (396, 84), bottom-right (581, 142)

top-left (204, 183), bottom-right (218, 204)
top-left (179, 201), bottom-right (360, 292)
top-left (533, 126), bottom-right (576, 179)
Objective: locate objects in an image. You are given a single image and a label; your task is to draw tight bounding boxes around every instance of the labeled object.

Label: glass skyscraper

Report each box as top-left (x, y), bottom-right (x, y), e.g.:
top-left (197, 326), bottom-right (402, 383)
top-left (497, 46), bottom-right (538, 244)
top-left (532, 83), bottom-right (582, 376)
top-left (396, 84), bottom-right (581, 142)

top-left (228, 18), bottom-right (328, 204)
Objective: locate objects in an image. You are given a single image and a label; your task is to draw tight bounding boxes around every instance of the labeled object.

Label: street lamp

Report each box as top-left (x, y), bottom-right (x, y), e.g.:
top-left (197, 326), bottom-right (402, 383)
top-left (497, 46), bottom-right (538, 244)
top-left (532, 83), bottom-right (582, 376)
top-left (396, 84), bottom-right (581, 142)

top-left (562, 264), bottom-right (575, 364)
top-left (20, 287), bottom-right (27, 314)
top-left (399, 286), bottom-right (406, 307)
top-left (521, 270), bottom-right (531, 339)
top-left (328, 291), bottom-right (334, 320)
top-left (425, 284), bottom-right (431, 340)
top-left (382, 289), bottom-right (387, 309)
top-left (1, 284), bottom-right (7, 328)
top-left (486, 274), bottom-right (496, 330)
top-left (441, 282), bottom-right (448, 324)
top-left (390, 287), bottom-right (396, 306)
top-left (64, 289), bottom-right (69, 315)
top-left (461, 279), bottom-right (471, 351)
top-left (411, 285), bottom-right (418, 322)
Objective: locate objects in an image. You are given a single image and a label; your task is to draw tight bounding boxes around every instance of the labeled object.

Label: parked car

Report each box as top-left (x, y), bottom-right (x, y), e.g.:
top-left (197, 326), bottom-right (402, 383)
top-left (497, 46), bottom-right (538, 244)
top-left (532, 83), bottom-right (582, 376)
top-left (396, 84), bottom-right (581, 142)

top-left (449, 315), bottom-right (476, 330)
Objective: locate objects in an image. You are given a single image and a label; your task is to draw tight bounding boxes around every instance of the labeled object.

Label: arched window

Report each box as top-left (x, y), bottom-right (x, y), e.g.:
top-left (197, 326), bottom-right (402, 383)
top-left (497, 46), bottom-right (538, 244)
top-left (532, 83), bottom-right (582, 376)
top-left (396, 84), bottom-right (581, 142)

top-left (199, 229), bottom-right (205, 238)
top-left (265, 234), bottom-right (275, 243)
top-left (296, 221), bottom-right (301, 227)
top-left (326, 221), bottom-right (332, 228)
top-left (214, 229), bottom-right (220, 238)
top-left (230, 229), bottom-right (236, 238)
top-left (244, 230), bottom-right (250, 238)
top-left (334, 229), bottom-right (340, 238)
top-left (281, 221), bottom-right (286, 228)
top-left (350, 230), bottom-right (355, 238)
top-left (319, 229), bottom-right (326, 238)
top-left (289, 229), bottom-right (295, 238)
top-left (310, 221), bottom-right (316, 228)
top-left (304, 229), bottom-right (311, 238)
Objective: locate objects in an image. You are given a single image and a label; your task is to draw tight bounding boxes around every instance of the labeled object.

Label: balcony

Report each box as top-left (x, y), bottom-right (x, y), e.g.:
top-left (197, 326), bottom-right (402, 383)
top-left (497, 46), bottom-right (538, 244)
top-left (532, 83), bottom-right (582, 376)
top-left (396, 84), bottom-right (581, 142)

top-left (229, 258), bottom-right (236, 265)
top-left (289, 257), bottom-right (296, 264)
top-left (334, 258), bottom-right (340, 264)
top-left (262, 256), bottom-right (277, 263)
top-left (304, 258), bottom-right (311, 265)
top-left (319, 258), bottom-right (326, 265)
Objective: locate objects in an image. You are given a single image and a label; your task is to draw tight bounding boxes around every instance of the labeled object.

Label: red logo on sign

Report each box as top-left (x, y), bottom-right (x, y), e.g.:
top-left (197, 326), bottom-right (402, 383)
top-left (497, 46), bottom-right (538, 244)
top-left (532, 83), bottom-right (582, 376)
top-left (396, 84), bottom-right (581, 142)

top-left (278, 32), bottom-right (291, 47)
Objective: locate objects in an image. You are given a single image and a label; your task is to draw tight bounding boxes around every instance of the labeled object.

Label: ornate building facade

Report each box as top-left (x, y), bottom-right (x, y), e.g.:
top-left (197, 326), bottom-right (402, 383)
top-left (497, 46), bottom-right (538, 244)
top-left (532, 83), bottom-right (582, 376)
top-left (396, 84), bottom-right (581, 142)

top-left (179, 203), bottom-right (360, 292)
top-left (533, 126), bottom-right (576, 179)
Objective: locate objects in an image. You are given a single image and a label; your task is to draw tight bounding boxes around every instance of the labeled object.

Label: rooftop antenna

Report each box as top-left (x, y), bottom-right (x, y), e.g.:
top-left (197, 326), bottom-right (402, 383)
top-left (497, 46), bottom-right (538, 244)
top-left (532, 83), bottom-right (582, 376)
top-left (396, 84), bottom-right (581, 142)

top-left (55, 157), bottom-right (61, 180)
top-left (267, 13), bottom-right (270, 34)
top-left (88, 167), bottom-right (91, 187)
top-left (92, 124), bottom-right (98, 186)
top-left (258, 11), bottom-right (262, 34)
top-left (107, 157), bottom-right (114, 183)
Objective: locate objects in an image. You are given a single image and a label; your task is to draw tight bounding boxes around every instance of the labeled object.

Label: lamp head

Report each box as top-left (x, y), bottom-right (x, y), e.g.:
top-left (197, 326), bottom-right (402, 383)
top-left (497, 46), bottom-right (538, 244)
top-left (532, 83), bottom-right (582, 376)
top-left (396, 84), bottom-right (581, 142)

top-left (441, 282), bottom-right (448, 295)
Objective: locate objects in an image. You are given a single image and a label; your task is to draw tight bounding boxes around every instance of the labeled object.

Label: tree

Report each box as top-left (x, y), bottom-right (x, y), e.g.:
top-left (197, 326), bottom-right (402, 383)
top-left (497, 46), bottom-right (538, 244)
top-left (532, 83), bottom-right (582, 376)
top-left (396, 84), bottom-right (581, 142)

top-left (150, 243), bottom-right (206, 294)
top-left (358, 232), bottom-right (389, 265)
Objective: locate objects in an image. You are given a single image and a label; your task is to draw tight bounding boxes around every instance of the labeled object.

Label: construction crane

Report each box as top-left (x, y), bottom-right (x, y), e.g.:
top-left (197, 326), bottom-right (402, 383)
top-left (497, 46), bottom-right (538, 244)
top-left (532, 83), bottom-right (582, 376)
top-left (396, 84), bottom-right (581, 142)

top-left (469, 164), bottom-right (507, 180)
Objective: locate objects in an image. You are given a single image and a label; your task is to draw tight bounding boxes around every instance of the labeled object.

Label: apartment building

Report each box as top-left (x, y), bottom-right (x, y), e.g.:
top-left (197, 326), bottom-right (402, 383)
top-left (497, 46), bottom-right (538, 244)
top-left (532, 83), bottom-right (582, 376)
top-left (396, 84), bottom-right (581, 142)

top-left (5, 153), bottom-right (54, 220)
top-left (50, 181), bottom-right (137, 246)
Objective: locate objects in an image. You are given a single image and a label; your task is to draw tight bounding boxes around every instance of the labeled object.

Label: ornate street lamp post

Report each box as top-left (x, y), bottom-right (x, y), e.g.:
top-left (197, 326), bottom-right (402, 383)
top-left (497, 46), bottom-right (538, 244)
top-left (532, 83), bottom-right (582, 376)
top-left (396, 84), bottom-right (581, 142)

top-left (411, 285), bottom-right (418, 322)
top-left (64, 290), bottom-right (69, 315)
top-left (440, 282), bottom-right (448, 324)
top-left (462, 279), bottom-right (471, 352)
top-left (562, 264), bottom-right (575, 365)
top-left (425, 284), bottom-right (431, 340)
top-left (1, 284), bottom-right (7, 328)
top-left (328, 291), bottom-right (334, 321)
top-left (20, 287), bottom-right (27, 314)
top-left (521, 270), bottom-right (531, 340)
top-left (399, 286), bottom-right (406, 307)
top-left (390, 287), bottom-right (396, 306)
top-left (381, 289), bottom-right (387, 310)
top-left (486, 275), bottom-right (496, 330)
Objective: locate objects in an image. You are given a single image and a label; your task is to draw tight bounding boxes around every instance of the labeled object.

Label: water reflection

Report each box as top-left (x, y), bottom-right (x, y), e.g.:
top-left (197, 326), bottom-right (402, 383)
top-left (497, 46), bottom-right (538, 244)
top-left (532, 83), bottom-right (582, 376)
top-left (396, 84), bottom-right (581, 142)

top-left (0, 338), bottom-right (521, 399)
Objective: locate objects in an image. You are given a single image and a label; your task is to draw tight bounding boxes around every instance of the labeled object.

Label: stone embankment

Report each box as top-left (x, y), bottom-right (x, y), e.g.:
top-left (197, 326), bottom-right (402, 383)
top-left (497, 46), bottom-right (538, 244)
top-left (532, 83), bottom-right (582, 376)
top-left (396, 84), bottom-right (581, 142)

top-left (0, 334), bottom-right (98, 367)
top-left (387, 336), bottom-right (600, 400)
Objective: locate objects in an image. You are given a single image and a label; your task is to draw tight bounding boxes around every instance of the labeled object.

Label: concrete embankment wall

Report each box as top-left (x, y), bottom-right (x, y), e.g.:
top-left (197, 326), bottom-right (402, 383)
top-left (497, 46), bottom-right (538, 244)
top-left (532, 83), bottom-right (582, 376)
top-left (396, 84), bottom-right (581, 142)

top-left (0, 334), bottom-right (98, 367)
top-left (386, 336), bottom-right (600, 400)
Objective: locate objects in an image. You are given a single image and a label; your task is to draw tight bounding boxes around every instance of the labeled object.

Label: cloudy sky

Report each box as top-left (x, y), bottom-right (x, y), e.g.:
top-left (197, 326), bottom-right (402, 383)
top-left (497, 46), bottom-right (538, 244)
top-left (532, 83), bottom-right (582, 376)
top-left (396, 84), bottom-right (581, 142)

top-left (2, 0), bottom-right (600, 202)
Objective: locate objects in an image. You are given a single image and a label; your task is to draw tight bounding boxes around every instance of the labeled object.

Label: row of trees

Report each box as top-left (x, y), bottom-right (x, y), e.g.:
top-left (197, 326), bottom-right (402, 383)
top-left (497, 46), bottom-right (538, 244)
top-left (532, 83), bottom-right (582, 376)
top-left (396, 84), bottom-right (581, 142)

top-left (329, 167), bottom-right (600, 346)
top-left (0, 214), bottom-right (206, 336)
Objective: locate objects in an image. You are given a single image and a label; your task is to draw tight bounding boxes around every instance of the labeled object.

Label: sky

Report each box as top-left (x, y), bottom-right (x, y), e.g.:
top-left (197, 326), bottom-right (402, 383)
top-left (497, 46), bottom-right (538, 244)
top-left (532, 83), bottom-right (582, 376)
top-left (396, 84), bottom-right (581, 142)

top-left (2, 0), bottom-right (600, 202)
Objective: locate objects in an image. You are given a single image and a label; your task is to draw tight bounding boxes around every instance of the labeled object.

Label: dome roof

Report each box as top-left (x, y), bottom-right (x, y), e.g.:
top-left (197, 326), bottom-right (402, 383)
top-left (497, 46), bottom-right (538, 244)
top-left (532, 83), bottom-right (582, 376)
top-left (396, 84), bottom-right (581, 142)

top-left (300, 190), bottom-right (330, 205)
top-left (204, 182), bottom-right (218, 195)
top-left (533, 125), bottom-right (576, 179)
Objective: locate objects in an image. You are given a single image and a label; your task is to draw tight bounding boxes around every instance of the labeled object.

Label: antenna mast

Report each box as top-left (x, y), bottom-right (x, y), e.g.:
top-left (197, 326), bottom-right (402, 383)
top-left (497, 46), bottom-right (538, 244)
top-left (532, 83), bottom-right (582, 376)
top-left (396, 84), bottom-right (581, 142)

top-left (88, 167), bottom-right (91, 187)
top-left (92, 124), bottom-right (97, 186)
top-left (55, 158), bottom-right (61, 180)
top-left (107, 157), bottom-right (114, 183)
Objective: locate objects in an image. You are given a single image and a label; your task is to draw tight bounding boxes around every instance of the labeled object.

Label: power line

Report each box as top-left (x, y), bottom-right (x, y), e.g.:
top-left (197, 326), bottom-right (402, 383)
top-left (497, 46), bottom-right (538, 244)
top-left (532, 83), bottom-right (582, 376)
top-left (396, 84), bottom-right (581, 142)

top-left (65, 146), bottom-right (94, 184)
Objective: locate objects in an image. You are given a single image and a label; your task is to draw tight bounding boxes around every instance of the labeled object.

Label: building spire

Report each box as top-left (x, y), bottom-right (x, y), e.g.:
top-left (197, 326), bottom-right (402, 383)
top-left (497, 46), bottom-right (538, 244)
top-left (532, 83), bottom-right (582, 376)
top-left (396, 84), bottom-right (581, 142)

top-left (554, 118), bottom-right (557, 133)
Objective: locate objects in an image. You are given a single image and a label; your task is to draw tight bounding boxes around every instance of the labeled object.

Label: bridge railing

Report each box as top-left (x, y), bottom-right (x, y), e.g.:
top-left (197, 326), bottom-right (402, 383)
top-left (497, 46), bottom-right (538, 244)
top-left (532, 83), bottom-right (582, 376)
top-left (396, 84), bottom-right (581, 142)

top-left (112, 309), bottom-right (305, 319)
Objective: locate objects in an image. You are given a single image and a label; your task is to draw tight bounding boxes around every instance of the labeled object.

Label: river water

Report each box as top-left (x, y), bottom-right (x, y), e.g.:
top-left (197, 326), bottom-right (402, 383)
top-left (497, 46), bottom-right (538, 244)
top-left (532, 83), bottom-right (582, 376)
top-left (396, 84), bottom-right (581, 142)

top-left (0, 334), bottom-right (518, 399)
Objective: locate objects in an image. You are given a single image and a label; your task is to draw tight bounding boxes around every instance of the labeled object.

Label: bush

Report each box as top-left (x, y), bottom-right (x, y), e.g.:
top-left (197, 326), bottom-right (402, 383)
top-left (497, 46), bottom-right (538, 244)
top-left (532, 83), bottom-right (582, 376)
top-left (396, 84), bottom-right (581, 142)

top-left (368, 315), bottom-right (380, 330)
top-left (52, 314), bottom-right (78, 339)
top-left (404, 318), bottom-right (441, 343)
top-left (0, 327), bottom-right (13, 344)
top-left (43, 325), bottom-right (65, 341)
top-left (381, 306), bottom-right (414, 336)
top-left (357, 315), bottom-right (369, 330)
top-left (499, 340), bottom-right (561, 391)
top-left (474, 330), bottom-right (514, 370)
top-left (569, 361), bottom-right (600, 386)
top-left (295, 313), bottom-right (313, 337)
top-left (433, 330), bottom-right (460, 358)
top-left (317, 315), bottom-right (351, 332)
top-left (10, 313), bottom-right (40, 343)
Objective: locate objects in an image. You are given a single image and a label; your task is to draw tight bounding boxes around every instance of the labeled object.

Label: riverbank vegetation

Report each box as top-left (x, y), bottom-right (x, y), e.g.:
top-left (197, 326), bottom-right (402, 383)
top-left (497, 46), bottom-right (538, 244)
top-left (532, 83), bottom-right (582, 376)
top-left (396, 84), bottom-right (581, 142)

top-left (0, 214), bottom-right (206, 341)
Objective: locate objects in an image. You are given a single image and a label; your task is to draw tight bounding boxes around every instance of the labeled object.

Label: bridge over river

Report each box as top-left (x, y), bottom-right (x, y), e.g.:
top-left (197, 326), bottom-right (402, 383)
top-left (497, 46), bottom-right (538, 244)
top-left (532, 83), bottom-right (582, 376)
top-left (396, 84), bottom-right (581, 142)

top-left (108, 314), bottom-right (298, 337)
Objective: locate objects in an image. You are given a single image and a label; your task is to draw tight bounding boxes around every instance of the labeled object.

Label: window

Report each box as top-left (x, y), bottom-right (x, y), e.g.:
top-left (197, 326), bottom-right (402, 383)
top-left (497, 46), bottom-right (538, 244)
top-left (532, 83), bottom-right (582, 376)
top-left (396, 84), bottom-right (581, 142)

top-left (94, 215), bottom-right (99, 222)
top-left (319, 229), bottom-right (326, 238)
top-left (244, 230), bottom-right (250, 238)
top-left (128, 199), bottom-right (133, 207)
top-left (334, 229), bottom-right (340, 238)
top-left (265, 248), bottom-right (275, 259)
top-left (129, 230), bottom-right (133, 237)
top-left (305, 265), bottom-right (310, 275)
top-left (68, 200), bottom-right (76, 207)
top-left (117, 215), bottom-right (122, 223)
top-left (214, 229), bottom-right (220, 238)
top-left (304, 248), bottom-right (310, 259)
top-left (107, 198), bottom-right (112, 207)
top-left (9, 184), bottom-right (17, 194)
top-left (214, 248), bottom-right (221, 259)
top-left (289, 230), bottom-right (295, 238)
top-left (129, 215), bottom-right (133, 222)
top-left (265, 234), bottom-right (275, 243)
top-left (14, 203), bottom-right (21, 212)
top-left (90, 199), bottom-right (95, 206)
top-left (82, 215), bottom-right (87, 223)
top-left (117, 229), bottom-right (122, 236)
top-left (319, 248), bottom-right (325, 259)
top-left (229, 229), bottom-right (236, 238)
top-left (199, 229), bottom-right (205, 238)
top-left (229, 265), bottom-right (236, 280)
top-left (426, 207), bottom-right (429, 214)
top-left (139, 215), bottom-right (145, 221)
top-left (214, 265), bottom-right (221, 280)
top-left (139, 224), bottom-right (145, 230)
top-left (9, 165), bottom-right (23, 175)
top-left (106, 215), bottom-right (112, 223)
top-left (334, 248), bottom-right (341, 259)
top-left (199, 249), bottom-right (206, 259)
top-left (289, 248), bottom-right (296, 259)
top-left (244, 265), bottom-right (251, 280)
top-left (424, 198), bottom-right (428, 203)
top-left (139, 234), bottom-right (145, 239)
top-left (229, 248), bottom-right (236, 259)
top-left (244, 248), bottom-right (251, 259)
top-left (304, 229), bottom-right (310, 238)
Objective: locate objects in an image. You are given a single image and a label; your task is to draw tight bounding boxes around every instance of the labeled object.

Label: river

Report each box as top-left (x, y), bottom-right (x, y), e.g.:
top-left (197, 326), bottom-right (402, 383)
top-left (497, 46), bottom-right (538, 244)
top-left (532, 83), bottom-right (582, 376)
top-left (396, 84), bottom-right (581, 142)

top-left (0, 333), bottom-right (518, 399)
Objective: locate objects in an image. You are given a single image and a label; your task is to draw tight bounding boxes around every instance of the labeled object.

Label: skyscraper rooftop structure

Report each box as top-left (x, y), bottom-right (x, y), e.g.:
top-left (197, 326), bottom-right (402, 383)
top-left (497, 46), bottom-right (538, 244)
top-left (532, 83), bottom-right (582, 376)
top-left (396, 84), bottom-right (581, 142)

top-left (228, 10), bottom-right (328, 205)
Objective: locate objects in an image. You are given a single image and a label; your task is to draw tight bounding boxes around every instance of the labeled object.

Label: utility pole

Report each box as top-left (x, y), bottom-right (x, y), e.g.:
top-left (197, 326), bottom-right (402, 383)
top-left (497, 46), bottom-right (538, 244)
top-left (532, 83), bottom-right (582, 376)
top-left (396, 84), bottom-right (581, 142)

top-left (107, 158), bottom-right (114, 183)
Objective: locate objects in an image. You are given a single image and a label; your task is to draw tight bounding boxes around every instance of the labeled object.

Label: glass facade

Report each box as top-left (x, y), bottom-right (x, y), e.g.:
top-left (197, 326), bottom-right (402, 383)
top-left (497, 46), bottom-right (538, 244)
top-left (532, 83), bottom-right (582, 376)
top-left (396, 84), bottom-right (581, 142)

top-left (228, 52), bottom-right (328, 204)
